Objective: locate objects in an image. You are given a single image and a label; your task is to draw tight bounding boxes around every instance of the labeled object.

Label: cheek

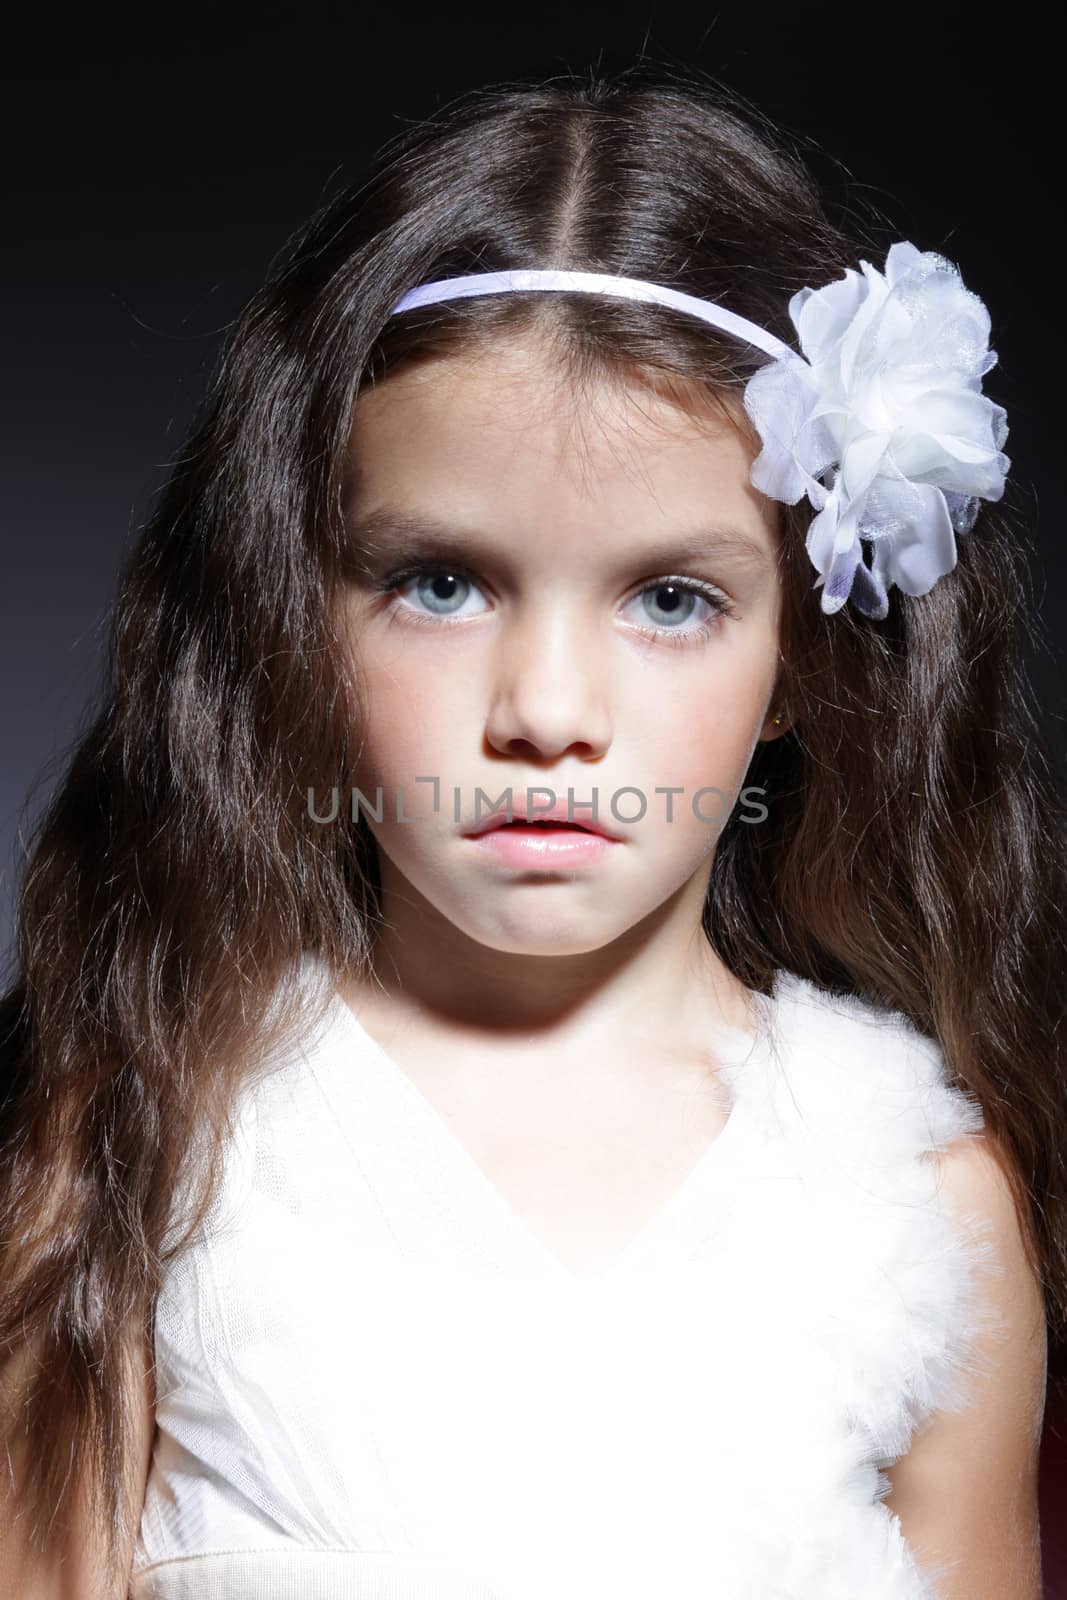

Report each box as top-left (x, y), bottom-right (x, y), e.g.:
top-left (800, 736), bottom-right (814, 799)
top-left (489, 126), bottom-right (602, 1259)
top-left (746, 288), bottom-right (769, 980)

top-left (635, 691), bottom-right (766, 846)
top-left (629, 666), bottom-right (768, 784)
top-left (355, 645), bottom-right (464, 783)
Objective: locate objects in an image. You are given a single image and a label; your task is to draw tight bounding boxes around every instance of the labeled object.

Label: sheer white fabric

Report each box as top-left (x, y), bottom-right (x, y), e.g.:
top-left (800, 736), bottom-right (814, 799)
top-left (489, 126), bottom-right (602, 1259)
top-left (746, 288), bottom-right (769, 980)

top-left (130, 954), bottom-right (1003, 1599)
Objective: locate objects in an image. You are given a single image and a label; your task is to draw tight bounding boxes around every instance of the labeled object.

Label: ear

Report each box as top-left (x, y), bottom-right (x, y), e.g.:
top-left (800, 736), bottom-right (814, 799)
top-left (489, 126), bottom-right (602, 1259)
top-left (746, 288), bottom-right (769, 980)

top-left (759, 706), bottom-right (793, 742)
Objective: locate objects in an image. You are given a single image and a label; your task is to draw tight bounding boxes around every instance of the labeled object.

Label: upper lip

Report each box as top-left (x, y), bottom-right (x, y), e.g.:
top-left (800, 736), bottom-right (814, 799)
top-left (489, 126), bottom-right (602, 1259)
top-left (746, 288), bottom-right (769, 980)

top-left (463, 799), bottom-right (624, 840)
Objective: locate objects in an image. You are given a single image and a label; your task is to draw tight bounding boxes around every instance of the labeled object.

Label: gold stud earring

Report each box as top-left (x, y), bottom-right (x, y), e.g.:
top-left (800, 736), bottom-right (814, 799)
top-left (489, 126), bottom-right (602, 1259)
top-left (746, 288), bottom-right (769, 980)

top-left (772, 711), bottom-right (784, 726)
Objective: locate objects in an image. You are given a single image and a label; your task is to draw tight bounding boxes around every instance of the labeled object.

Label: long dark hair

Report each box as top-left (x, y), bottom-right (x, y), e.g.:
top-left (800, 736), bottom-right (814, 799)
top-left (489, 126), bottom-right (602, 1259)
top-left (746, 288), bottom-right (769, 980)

top-left (3, 63), bottom-right (1065, 1590)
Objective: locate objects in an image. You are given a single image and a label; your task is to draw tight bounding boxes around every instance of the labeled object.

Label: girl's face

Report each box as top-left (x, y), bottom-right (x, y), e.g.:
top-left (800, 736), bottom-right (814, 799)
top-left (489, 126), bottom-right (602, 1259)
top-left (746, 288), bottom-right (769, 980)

top-left (340, 337), bottom-right (784, 961)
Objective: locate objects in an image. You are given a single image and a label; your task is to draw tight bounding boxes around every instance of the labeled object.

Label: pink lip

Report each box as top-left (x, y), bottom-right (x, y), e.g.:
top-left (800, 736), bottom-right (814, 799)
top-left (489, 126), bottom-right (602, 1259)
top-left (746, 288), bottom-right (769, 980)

top-left (464, 801), bottom-right (621, 840)
top-left (466, 824), bottom-right (619, 869)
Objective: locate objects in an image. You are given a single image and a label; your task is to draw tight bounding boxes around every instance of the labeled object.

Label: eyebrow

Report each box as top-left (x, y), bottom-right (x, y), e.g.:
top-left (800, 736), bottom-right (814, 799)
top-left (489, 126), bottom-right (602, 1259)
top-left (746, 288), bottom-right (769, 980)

top-left (345, 506), bottom-right (772, 575)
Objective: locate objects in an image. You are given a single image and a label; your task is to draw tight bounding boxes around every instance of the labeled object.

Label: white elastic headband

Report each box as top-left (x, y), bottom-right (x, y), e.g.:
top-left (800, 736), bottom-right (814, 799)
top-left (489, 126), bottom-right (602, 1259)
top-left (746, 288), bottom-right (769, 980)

top-left (390, 268), bottom-right (796, 363)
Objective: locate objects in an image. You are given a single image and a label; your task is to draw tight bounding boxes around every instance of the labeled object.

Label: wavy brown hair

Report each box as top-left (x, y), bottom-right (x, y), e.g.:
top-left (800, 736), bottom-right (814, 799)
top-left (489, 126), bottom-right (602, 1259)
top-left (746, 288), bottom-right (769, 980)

top-left (3, 61), bottom-right (1065, 1592)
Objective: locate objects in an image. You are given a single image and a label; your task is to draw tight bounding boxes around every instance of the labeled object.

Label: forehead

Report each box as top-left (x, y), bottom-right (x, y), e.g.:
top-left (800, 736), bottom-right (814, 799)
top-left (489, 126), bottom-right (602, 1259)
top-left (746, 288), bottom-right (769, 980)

top-left (346, 338), bottom-right (774, 543)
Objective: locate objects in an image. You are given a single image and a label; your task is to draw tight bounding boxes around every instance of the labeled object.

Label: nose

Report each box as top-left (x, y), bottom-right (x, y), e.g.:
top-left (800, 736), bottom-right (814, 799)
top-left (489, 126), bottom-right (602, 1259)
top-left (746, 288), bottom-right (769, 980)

top-left (483, 600), bottom-right (612, 762)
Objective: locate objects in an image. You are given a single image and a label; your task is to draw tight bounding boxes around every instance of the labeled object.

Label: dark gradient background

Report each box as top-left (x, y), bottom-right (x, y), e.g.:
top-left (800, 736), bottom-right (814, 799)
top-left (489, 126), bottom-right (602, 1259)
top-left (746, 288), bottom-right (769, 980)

top-left (3, 4), bottom-right (1065, 1584)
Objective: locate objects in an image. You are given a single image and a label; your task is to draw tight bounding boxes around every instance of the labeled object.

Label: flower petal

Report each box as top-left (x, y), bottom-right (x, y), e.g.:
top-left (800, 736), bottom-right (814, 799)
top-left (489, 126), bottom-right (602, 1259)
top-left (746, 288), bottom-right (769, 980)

top-left (883, 240), bottom-right (926, 287)
top-left (837, 267), bottom-right (889, 393)
top-left (820, 524), bottom-right (865, 615)
top-left (884, 482), bottom-right (959, 596)
top-left (839, 429), bottom-right (894, 505)
top-left (846, 554), bottom-right (890, 620)
top-left (792, 270), bottom-right (867, 367)
top-left (804, 497), bottom-right (846, 579)
top-left (744, 358), bottom-right (832, 505)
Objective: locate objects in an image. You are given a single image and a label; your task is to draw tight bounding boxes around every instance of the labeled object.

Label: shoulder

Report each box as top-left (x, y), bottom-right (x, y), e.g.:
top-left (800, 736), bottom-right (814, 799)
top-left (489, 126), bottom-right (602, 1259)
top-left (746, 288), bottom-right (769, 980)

top-left (880, 1129), bottom-right (1047, 1598)
top-left (928, 1129), bottom-right (1046, 1370)
top-left (763, 974), bottom-right (986, 1156)
top-left (760, 975), bottom-right (1047, 1597)
top-left (768, 972), bottom-right (944, 1071)
top-left (770, 971), bottom-right (945, 1068)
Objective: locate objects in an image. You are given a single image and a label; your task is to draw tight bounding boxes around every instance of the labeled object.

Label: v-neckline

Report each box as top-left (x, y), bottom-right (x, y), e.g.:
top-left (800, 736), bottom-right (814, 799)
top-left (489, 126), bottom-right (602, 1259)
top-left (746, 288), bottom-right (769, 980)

top-left (320, 970), bottom-right (770, 1287)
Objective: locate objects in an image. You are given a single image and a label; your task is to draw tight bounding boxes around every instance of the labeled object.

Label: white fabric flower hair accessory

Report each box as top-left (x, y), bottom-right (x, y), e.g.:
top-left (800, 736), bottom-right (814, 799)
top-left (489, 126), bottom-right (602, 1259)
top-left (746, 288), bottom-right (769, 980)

top-left (742, 240), bottom-right (1010, 619)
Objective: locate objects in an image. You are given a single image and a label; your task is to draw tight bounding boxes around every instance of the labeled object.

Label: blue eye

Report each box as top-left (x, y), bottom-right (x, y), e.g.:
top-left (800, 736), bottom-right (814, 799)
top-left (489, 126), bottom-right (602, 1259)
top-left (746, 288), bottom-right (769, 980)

top-left (624, 580), bottom-right (735, 649)
top-left (372, 564), bottom-right (736, 644)
top-left (638, 582), bottom-right (703, 628)
top-left (383, 568), bottom-right (490, 620)
top-left (411, 572), bottom-right (478, 615)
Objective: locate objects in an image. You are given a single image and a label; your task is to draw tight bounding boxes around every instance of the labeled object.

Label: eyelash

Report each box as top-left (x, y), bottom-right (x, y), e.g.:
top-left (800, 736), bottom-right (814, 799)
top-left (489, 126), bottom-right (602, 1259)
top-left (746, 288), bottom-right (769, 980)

top-left (370, 563), bottom-right (738, 649)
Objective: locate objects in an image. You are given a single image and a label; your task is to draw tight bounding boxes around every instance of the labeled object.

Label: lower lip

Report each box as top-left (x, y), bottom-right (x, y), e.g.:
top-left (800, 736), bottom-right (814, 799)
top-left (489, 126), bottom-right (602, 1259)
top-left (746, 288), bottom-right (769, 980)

top-left (466, 824), bottom-right (619, 867)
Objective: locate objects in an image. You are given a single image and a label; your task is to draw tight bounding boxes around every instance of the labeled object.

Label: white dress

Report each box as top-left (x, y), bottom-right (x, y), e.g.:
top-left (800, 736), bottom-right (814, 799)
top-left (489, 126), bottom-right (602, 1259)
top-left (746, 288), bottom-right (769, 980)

top-left (129, 952), bottom-right (1004, 1599)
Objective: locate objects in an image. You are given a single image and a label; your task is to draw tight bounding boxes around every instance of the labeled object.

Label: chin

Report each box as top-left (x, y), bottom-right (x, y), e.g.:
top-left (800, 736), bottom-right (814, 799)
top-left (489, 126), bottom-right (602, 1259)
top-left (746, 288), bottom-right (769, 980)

top-left (456, 915), bottom-right (625, 959)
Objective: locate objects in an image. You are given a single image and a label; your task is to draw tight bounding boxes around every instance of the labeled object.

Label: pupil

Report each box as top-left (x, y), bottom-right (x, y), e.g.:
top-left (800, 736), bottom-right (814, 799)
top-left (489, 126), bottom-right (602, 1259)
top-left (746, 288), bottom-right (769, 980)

top-left (645, 583), bottom-right (697, 626)
top-left (417, 572), bottom-right (467, 614)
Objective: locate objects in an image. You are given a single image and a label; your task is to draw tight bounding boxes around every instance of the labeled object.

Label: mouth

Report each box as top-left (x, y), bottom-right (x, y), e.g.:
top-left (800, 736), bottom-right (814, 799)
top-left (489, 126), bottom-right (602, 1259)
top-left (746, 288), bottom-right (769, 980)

top-left (464, 816), bottom-right (622, 842)
top-left (464, 818), bottom-right (621, 867)
top-left (497, 820), bottom-right (592, 831)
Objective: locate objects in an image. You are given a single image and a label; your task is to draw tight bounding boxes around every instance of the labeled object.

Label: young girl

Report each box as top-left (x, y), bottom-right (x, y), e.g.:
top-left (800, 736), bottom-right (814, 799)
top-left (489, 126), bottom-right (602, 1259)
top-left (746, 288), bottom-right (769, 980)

top-left (1, 64), bottom-right (1063, 1600)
